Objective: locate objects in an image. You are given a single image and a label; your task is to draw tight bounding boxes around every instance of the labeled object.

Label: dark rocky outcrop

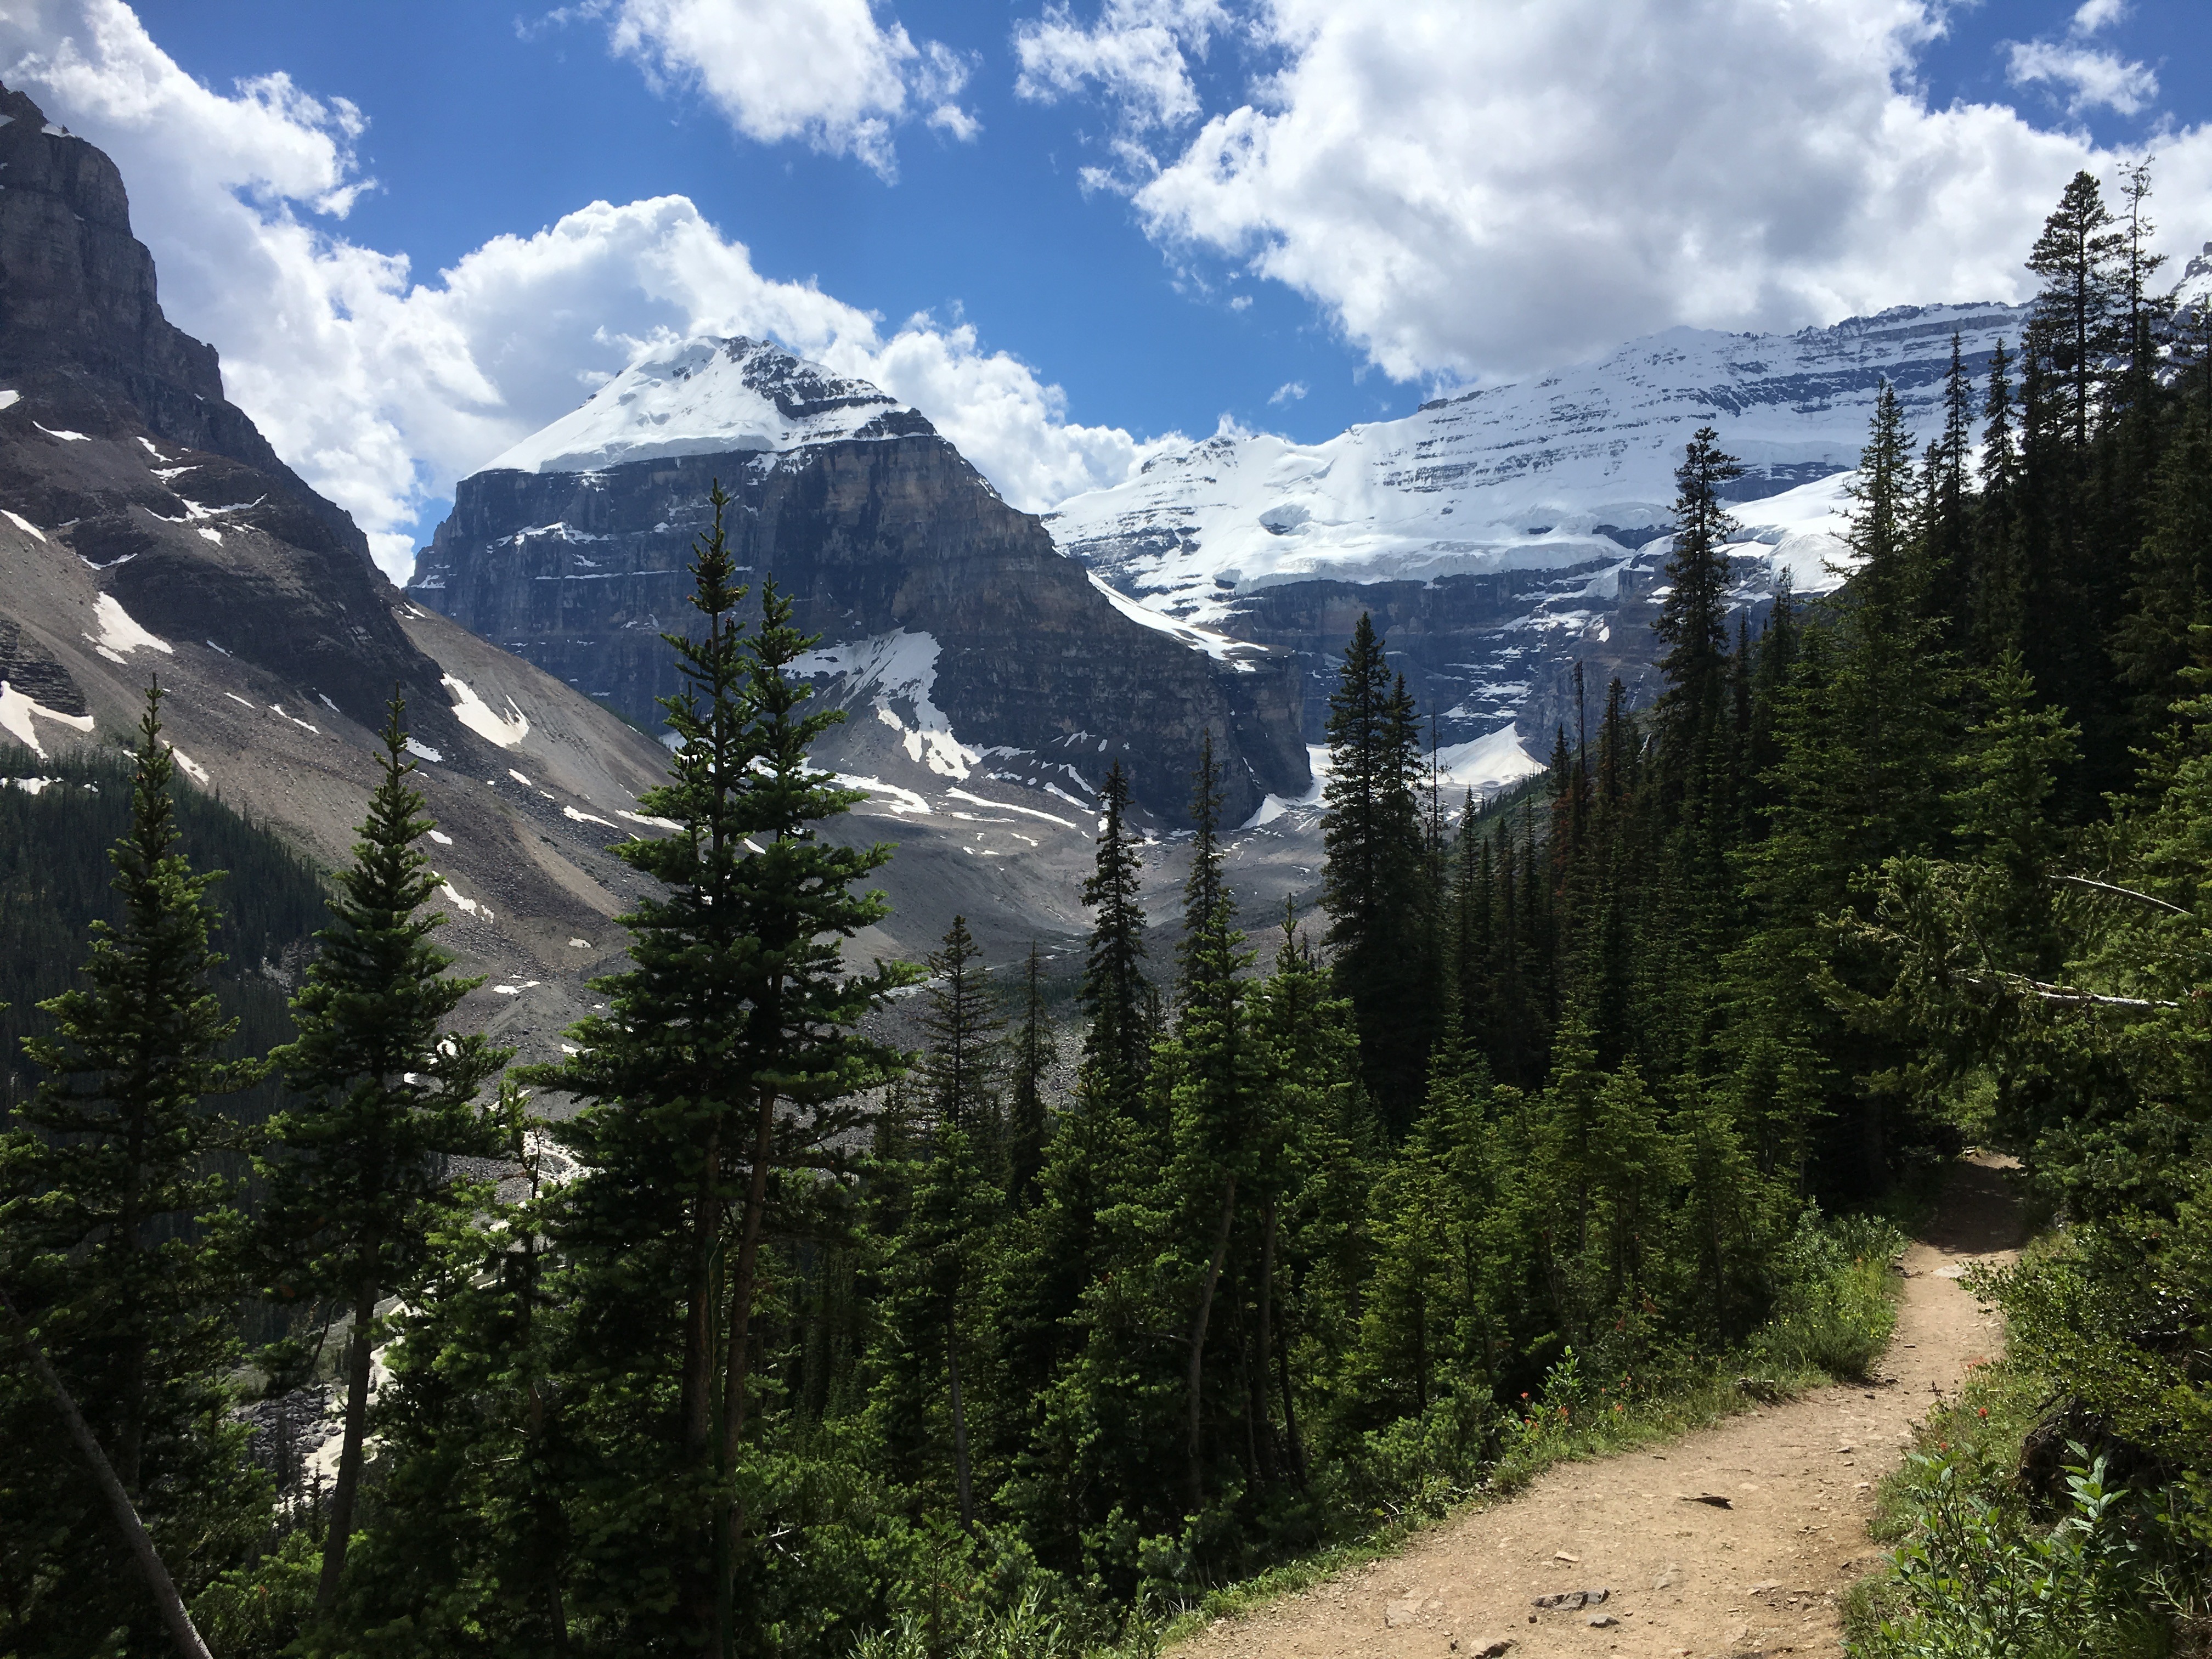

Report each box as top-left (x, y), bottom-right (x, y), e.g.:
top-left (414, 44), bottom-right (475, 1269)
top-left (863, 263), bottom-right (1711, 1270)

top-left (0, 84), bottom-right (368, 563)
top-left (0, 81), bottom-right (462, 728)
top-left (413, 402), bottom-right (1311, 822)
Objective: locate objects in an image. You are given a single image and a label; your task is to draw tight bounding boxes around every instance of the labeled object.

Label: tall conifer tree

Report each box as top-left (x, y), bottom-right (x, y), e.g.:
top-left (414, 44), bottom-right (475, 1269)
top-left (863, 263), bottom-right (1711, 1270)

top-left (1078, 761), bottom-right (1150, 1114)
top-left (1321, 614), bottom-right (1436, 1128)
top-left (0, 684), bottom-right (267, 1653)
top-left (259, 695), bottom-right (507, 1611)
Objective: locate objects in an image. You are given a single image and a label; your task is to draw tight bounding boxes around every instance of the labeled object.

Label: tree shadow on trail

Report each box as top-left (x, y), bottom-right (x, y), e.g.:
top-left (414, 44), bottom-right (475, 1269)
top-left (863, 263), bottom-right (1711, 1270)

top-left (1919, 1153), bottom-right (2029, 1259)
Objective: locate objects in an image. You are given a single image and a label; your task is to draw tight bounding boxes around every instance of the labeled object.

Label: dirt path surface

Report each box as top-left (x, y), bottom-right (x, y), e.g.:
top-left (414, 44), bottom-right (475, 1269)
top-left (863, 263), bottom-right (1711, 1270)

top-left (1177, 1154), bottom-right (2025, 1659)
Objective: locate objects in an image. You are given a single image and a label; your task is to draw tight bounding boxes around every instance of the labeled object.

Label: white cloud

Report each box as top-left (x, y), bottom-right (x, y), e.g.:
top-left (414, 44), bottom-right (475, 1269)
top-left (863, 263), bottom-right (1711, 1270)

top-left (2005, 38), bottom-right (2157, 118)
top-left (1, 1), bottom-right (1139, 582)
top-left (1041, 0), bottom-right (2211, 385)
top-left (1267, 379), bottom-right (1305, 404)
top-left (1014, 0), bottom-right (1229, 131)
top-left (597, 0), bottom-right (978, 179)
top-left (2070, 0), bottom-right (2127, 35)
top-left (2001, 0), bottom-right (2156, 120)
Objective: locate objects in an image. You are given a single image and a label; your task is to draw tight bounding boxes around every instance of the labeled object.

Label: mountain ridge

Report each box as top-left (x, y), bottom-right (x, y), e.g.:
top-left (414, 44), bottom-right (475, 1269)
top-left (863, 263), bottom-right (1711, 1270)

top-left (1045, 299), bottom-right (2036, 784)
top-left (412, 335), bottom-right (1312, 826)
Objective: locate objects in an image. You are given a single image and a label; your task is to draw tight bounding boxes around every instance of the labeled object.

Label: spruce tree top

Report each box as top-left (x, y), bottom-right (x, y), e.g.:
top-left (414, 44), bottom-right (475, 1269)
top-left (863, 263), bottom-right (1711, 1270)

top-left (258, 697), bottom-right (507, 1302)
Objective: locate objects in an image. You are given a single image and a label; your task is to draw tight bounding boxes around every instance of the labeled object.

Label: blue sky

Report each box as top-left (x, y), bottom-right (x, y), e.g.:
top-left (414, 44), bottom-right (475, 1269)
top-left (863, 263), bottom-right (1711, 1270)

top-left (127, 2), bottom-right (1374, 439)
top-left (10, 1), bottom-right (2209, 577)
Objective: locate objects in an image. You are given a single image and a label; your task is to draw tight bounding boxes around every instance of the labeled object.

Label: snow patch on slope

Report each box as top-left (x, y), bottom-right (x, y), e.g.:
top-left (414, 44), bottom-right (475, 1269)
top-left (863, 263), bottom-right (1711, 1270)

top-left (483, 336), bottom-right (913, 476)
top-left (84, 594), bottom-right (173, 663)
top-left (433, 873), bottom-right (493, 922)
top-left (0, 682), bottom-right (94, 758)
top-left (1241, 744), bottom-right (1330, 828)
top-left (792, 630), bottom-right (980, 781)
top-left (442, 674), bottom-right (529, 748)
top-left (1086, 573), bottom-right (1263, 669)
top-left (1434, 725), bottom-right (1547, 794)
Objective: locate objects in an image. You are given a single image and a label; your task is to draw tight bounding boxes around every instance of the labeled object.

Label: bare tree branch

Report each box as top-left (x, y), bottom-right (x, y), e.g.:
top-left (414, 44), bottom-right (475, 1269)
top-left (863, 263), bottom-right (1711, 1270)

top-left (2051, 874), bottom-right (2192, 917)
top-left (1966, 973), bottom-right (2172, 1011)
top-left (0, 1285), bottom-right (215, 1659)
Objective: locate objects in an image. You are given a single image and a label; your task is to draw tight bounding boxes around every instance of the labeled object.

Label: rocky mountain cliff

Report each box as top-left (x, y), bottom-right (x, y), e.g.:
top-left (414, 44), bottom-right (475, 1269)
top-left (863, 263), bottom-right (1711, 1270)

top-left (0, 84), bottom-right (734, 1066)
top-left (0, 91), bottom-right (1238, 1026)
top-left (409, 337), bottom-right (1310, 827)
top-left (1050, 302), bottom-right (2033, 789)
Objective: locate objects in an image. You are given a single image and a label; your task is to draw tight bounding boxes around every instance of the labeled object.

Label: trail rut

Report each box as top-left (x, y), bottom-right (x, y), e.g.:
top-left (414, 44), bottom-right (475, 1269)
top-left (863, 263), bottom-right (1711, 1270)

top-left (1174, 1153), bottom-right (2025, 1659)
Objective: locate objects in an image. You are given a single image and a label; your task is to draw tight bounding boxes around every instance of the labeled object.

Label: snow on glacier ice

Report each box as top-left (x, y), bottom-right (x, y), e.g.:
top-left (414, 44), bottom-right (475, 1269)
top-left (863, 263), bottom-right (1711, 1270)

top-left (1049, 301), bottom-right (2027, 629)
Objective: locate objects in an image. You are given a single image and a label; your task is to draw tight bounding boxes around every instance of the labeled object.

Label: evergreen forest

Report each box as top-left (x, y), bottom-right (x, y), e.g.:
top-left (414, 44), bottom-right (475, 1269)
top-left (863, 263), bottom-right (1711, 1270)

top-left (5, 170), bottom-right (2212, 1658)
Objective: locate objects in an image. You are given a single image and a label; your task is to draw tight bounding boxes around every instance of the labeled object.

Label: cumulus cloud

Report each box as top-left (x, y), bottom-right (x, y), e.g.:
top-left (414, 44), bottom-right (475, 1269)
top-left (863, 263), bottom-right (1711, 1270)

top-left (1014, 0), bottom-right (1229, 131)
top-left (1, 1), bottom-right (1137, 582)
top-left (597, 0), bottom-right (978, 179)
top-left (2002, 0), bottom-right (2158, 121)
top-left (1267, 379), bottom-right (1305, 404)
top-left (1032, 0), bottom-right (2212, 385)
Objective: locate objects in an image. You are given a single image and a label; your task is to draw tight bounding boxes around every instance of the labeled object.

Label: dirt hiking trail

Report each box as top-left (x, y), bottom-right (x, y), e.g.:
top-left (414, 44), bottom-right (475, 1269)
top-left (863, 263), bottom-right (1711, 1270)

top-left (1176, 1152), bottom-right (2025, 1659)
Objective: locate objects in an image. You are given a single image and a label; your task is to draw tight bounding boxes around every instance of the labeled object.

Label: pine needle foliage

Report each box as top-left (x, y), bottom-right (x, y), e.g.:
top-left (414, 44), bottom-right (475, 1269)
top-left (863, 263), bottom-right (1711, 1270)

top-left (256, 693), bottom-right (509, 1611)
top-left (0, 683), bottom-right (270, 1655)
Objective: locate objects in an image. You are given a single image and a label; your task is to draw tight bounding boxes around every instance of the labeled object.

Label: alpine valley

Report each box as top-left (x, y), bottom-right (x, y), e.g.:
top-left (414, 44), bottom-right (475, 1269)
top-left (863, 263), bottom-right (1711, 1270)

top-left (5, 71), bottom-right (2201, 1012)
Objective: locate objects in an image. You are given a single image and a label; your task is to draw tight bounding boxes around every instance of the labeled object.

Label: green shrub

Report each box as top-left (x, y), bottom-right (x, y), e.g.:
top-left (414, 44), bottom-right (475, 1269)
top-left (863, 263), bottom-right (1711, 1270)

top-left (1751, 1211), bottom-right (1907, 1381)
top-left (1854, 1448), bottom-right (2175, 1659)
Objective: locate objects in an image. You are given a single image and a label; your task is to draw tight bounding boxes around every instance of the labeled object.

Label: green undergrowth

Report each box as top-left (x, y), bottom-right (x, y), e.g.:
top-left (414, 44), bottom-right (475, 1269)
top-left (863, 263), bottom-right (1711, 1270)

top-left (1841, 1236), bottom-right (2212, 1659)
top-left (844, 1212), bottom-right (1908, 1659)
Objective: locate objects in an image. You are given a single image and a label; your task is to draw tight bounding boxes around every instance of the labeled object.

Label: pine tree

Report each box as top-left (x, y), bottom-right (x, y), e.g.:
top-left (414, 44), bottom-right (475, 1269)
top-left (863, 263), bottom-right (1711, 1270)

top-left (878, 917), bottom-right (1011, 1533)
top-left (1731, 385), bottom-right (1958, 1193)
top-left (1972, 339), bottom-right (2027, 664)
top-left (1078, 760), bottom-right (1150, 1113)
top-left (258, 694), bottom-right (509, 1611)
top-left (1322, 616), bottom-right (1438, 1128)
top-left (1007, 942), bottom-right (1056, 1208)
top-left (2114, 415), bottom-right (2212, 730)
top-left (918, 916), bottom-right (1005, 1139)
top-left (1926, 334), bottom-right (1977, 639)
top-left (0, 683), bottom-right (267, 1653)
top-left (1245, 907), bottom-right (1370, 1491)
top-left (1653, 427), bottom-right (1746, 775)
top-left (2025, 170), bottom-right (2126, 452)
top-left (529, 491), bottom-right (915, 1649)
top-left (1449, 791), bottom-right (1491, 1045)
top-left (1164, 730), bottom-right (1252, 1513)
top-left (332, 1079), bottom-right (577, 1653)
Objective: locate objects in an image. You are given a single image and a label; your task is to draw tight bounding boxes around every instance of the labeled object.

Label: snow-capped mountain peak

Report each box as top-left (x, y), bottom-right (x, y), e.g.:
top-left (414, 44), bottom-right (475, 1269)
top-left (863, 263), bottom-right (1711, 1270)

top-left (1046, 301), bottom-right (2039, 794)
top-left (483, 336), bottom-right (928, 476)
top-left (1049, 301), bottom-right (2030, 631)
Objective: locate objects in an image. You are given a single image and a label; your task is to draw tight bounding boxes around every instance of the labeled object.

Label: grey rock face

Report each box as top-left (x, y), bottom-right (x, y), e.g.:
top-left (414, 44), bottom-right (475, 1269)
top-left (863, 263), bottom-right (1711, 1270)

top-left (412, 388), bottom-right (1311, 823)
top-left (0, 80), bottom-right (453, 727)
top-left (0, 84), bottom-right (369, 564)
